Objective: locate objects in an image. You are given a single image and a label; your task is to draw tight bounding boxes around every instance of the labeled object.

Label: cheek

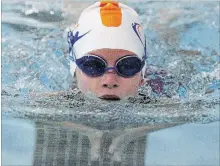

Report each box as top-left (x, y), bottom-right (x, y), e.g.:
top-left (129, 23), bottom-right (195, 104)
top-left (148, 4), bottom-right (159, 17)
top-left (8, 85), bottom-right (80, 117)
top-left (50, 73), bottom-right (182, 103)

top-left (76, 69), bottom-right (100, 92)
top-left (129, 74), bottom-right (142, 86)
top-left (76, 69), bottom-right (88, 91)
top-left (120, 74), bottom-right (142, 91)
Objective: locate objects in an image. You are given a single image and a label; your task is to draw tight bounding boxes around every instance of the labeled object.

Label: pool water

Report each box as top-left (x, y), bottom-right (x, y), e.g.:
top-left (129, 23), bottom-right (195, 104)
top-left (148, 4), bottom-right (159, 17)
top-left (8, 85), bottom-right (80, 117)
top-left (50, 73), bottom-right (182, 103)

top-left (1, 0), bottom-right (220, 165)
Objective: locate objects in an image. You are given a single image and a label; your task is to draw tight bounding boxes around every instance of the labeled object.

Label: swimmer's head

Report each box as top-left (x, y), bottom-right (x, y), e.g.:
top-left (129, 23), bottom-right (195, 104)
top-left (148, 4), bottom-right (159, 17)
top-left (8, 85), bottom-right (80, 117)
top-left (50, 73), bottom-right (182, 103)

top-left (67, 0), bottom-right (147, 100)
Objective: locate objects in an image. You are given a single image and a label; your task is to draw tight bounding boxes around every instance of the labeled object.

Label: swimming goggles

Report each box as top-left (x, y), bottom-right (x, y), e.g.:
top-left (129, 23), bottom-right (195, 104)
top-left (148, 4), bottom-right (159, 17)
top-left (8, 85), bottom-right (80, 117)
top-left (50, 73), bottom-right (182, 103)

top-left (70, 54), bottom-right (145, 78)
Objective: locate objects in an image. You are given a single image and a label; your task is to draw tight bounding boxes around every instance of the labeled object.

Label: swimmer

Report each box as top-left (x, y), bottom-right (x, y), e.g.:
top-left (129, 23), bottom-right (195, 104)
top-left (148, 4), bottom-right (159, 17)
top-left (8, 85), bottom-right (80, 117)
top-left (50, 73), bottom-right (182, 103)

top-left (31, 1), bottom-right (183, 162)
top-left (67, 0), bottom-right (147, 100)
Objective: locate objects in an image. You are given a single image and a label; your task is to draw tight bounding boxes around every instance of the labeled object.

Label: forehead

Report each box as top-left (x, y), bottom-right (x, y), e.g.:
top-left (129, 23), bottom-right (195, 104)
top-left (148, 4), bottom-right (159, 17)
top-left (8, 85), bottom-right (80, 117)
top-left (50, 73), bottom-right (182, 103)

top-left (87, 49), bottom-right (136, 60)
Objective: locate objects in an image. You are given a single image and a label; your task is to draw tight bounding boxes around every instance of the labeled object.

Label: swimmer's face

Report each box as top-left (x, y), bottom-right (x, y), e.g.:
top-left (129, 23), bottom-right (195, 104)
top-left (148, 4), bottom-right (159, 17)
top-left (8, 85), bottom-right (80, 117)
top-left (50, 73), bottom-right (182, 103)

top-left (75, 49), bottom-right (145, 100)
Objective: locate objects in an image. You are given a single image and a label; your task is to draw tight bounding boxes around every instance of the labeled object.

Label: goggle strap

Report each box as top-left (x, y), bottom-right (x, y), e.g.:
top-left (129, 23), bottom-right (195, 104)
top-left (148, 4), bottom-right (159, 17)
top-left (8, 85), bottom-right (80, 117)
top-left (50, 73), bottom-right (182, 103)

top-left (143, 36), bottom-right (147, 60)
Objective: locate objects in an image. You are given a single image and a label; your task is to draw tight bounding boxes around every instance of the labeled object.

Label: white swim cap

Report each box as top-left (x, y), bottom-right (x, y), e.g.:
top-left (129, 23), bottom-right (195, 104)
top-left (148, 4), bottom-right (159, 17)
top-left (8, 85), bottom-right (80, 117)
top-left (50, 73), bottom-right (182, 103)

top-left (67, 0), bottom-right (147, 76)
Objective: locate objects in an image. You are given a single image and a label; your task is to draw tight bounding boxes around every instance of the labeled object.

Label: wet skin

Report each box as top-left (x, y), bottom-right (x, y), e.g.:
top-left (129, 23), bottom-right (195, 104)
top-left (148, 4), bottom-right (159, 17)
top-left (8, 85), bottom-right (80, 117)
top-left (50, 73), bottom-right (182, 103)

top-left (75, 48), bottom-right (145, 100)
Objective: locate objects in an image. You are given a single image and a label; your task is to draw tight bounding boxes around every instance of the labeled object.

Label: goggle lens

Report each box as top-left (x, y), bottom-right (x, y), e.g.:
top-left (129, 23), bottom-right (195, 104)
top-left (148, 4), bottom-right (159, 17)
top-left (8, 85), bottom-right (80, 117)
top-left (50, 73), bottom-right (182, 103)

top-left (76, 56), bottom-right (106, 76)
top-left (116, 56), bottom-right (143, 77)
top-left (75, 55), bottom-right (144, 77)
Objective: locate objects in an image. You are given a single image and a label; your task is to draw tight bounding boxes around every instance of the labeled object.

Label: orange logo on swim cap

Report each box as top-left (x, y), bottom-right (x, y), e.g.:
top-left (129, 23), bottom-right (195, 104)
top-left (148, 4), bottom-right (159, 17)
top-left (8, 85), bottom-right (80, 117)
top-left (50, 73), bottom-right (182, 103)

top-left (100, 1), bottom-right (122, 27)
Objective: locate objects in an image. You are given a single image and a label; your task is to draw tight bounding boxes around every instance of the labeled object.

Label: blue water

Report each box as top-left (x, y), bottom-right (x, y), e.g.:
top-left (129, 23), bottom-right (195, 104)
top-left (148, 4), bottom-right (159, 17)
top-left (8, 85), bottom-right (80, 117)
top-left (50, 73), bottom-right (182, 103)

top-left (1, 0), bottom-right (220, 165)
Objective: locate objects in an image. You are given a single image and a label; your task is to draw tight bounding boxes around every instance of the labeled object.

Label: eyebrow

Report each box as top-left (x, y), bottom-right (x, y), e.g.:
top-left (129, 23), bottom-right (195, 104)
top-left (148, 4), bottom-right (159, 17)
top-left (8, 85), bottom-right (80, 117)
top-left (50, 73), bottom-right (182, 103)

top-left (87, 52), bottom-right (136, 57)
top-left (85, 54), bottom-right (140, 66)
top-left (88, 49), bottom-right (135, 56)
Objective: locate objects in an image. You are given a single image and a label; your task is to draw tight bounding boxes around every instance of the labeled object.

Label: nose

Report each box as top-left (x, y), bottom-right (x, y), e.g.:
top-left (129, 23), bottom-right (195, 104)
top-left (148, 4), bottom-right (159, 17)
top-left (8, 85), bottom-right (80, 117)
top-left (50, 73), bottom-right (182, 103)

top-left (101, 72), bottom-right (119, 89)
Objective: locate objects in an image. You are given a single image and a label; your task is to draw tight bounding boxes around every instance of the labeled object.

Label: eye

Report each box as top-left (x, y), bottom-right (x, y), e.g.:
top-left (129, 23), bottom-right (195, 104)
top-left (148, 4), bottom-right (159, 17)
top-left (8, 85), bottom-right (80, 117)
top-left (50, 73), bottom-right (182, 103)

top-left (116, 56), bottom-right (143, 76)
top-left (76, 56), bottom-right (107, 76)
top-left (77, 56), bottom-right (106, 68)
top-left (84, 59), bottom-right (101, 68)
top-left (121, 62), bottom-right (134, 69)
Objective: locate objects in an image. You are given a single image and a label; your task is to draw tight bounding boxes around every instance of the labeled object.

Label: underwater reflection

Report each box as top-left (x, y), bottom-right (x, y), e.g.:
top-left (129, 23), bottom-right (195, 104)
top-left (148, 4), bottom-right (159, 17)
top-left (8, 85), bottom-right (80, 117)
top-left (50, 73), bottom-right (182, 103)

top-left (33, 121), bottom-right (178, 166)
top-left (2, 116), bottom-right (219, 166)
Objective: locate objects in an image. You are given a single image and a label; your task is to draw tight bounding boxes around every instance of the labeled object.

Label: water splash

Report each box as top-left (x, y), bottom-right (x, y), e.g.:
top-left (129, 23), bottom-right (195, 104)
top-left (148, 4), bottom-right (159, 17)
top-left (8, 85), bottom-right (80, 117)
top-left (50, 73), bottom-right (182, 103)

top-left (1, 0), bottom-right (219, 126)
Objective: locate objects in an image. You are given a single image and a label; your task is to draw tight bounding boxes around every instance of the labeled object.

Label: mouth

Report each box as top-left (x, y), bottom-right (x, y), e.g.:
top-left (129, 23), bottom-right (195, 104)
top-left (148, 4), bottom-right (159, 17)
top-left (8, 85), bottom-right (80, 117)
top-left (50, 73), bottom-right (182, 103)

top-left (99, 95), bottom-right (120, 101)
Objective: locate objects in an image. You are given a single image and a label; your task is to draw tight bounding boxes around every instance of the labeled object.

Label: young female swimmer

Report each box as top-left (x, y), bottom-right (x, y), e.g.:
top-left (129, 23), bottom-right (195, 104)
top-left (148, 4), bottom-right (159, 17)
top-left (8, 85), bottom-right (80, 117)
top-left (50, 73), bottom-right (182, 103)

top-left (67, 0), bottom-right (147, 100)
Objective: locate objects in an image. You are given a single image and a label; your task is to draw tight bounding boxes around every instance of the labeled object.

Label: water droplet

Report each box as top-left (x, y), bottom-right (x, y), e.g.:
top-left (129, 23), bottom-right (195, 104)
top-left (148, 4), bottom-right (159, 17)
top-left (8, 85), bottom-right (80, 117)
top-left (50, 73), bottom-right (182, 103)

top-left (50, 11), bottom-right (54, 15)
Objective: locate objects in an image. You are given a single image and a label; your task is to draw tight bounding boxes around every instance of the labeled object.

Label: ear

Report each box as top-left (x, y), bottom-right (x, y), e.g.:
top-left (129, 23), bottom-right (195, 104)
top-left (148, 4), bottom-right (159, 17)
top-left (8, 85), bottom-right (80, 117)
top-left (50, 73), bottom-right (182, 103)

top-left (138, 78), bottom-right (146, 87)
